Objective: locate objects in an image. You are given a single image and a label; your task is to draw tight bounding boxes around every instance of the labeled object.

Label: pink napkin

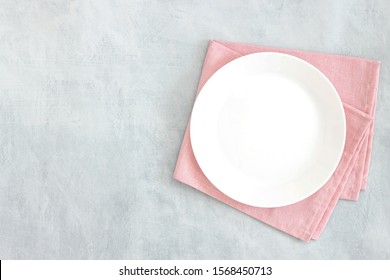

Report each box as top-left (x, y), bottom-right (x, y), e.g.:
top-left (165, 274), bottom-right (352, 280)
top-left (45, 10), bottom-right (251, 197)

top-left (173, 40), bottom-right (380, 241)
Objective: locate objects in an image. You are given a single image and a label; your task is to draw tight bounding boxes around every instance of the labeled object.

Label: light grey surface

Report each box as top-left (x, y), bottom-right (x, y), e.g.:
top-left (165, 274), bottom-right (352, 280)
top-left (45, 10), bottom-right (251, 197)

top-left (0, 0), bottom-right (389, 259)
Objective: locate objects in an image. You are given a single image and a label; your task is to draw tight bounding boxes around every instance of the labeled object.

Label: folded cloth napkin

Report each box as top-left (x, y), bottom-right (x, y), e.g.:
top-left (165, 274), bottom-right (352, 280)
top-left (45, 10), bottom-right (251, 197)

top-left (173, 40), bottom-right (380, 241)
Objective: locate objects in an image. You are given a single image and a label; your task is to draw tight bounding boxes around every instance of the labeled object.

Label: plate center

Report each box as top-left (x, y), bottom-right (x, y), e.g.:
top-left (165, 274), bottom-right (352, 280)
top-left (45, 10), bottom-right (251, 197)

top-left (218, 74), bottom-right (323, 186)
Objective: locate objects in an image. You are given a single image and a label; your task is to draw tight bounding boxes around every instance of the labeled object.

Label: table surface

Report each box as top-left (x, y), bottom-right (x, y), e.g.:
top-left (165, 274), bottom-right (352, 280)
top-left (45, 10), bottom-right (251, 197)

top-left (1, 0), bottom-right (389, 259)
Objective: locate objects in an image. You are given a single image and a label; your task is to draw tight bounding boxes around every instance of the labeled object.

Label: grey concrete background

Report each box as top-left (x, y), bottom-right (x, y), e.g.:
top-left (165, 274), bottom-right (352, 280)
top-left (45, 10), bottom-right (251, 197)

top-left (0, 0), bottom-right (389, 259)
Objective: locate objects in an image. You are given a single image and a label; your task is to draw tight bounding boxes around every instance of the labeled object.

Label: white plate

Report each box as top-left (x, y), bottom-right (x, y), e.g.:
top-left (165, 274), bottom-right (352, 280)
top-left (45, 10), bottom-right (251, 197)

top-left (190, 52), bottom-right (346, 207)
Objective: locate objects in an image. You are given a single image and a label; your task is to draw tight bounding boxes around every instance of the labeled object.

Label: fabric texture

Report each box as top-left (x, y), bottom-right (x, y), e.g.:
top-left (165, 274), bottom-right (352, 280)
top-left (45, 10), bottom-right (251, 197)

top-left (173, 40), bottom-right (380, 241)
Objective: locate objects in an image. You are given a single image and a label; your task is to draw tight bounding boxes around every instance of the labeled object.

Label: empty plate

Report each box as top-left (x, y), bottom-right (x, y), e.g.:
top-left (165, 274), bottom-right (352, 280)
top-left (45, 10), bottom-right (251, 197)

top-left (190, 52), bottom-right (346, 207)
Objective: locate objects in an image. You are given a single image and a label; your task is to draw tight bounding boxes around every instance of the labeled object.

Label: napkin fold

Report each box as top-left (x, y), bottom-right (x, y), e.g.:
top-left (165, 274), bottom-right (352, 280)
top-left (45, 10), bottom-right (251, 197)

top-left (173, 40), bottom-right (380, 241)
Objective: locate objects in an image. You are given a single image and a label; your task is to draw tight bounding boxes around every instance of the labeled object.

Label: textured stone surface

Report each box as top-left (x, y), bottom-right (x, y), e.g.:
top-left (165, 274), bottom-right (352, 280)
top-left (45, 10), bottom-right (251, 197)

top-left (0, 0), bottom-right (389, 259)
